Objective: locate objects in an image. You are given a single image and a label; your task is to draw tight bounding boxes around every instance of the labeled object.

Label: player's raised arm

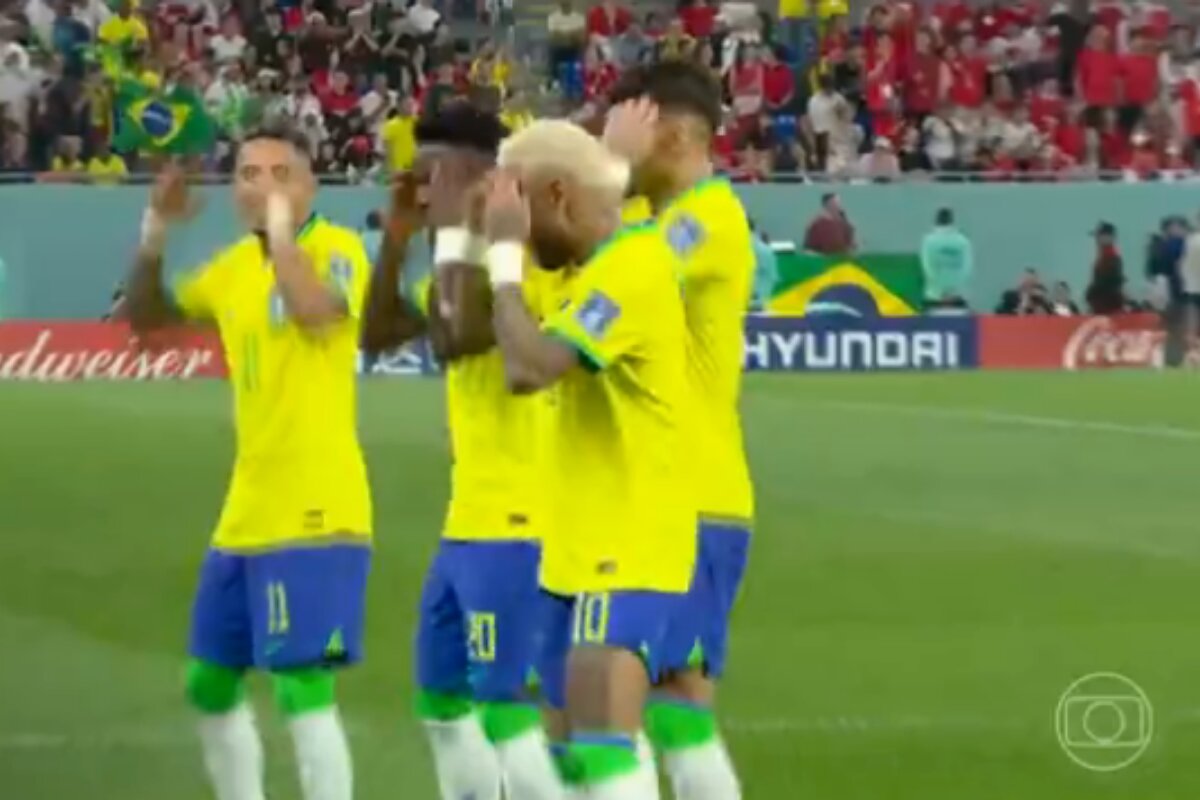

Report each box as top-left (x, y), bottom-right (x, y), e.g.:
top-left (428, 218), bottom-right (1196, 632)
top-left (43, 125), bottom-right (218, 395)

top-left (265, 193), bottom-right (347, 329)
top-left (125, 164), bottom-right (194, 335)
top-left (483, 121), bottom-right (631, 394)
top-left (482, 172), bottom-right (577, 394)
top-left (233, 128), bottom-right (346, 330)
top-left (362, 172), bottom-right (429, 355)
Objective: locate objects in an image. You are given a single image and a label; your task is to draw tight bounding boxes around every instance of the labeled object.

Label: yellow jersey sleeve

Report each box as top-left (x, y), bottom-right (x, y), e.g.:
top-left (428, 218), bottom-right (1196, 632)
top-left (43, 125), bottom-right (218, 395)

top-left (544, 227), bottom-right (665, 372)
top-left (171, 253), bottom-right (231, 322)
top-left (621, 196), bottom-right (654, 225)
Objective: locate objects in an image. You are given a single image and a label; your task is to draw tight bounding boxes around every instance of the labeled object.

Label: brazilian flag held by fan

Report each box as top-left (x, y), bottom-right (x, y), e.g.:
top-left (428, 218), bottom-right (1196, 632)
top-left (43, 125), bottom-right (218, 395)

top-left (112, 75), bottom-right (216, 156)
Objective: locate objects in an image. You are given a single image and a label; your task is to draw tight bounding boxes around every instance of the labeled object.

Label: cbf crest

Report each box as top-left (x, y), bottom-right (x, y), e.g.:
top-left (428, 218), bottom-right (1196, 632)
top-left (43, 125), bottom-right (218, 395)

top-left (666, 214), bottom-right (704, 257)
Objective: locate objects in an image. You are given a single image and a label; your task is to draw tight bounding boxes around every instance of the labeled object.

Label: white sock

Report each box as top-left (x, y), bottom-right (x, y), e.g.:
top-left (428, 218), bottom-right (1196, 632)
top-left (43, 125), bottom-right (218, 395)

top-left (635, 731), bottom-right (659, 795)
top-left (663, 738), bottom-right (741, 800)
top-left (588, 768), bottom-right (660, 800)
top-left (496, 728), bottom-right (563, 799)
top-left (288, 707), bottom-right (353, 800)
top-left (423, 715), bottom-right (503, 800)
top-left (197, 703), bottom-right (265, 800)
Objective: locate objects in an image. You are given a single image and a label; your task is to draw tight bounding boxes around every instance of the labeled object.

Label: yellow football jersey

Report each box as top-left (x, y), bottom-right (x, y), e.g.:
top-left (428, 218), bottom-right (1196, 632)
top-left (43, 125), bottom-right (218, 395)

top-left (621, 195), bottom-right (653, 225)
top-left (540, 224), bottom-right (695, 595)
top-left (661, 177), bottom-right (755, 525)
top-left (427, 260), bottom-right (559, 542)
top-left (172, 215), bottom-right (373, 551)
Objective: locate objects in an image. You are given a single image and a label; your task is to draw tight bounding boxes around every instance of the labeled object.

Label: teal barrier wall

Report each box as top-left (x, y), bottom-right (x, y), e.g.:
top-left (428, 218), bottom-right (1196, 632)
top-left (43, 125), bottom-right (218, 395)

top-left (0, 183), bottom-right (1191, 318)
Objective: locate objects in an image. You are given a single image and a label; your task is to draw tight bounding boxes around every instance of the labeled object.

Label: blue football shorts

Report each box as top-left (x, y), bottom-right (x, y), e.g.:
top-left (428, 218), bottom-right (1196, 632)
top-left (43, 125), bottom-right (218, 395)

top-left (414, 539), bottom-right (544, 702)
top-left (659, 520), bottom-right (751, 678)
top-left (188, 542), bottom-right (371, 671)
top-left (535, 588), bottom-right (686, 709)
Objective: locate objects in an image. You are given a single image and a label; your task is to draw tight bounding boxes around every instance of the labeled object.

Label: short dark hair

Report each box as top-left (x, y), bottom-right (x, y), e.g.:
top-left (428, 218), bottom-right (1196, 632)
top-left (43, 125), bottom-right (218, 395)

top-left (416, 101), bottom-right (509, 154)
top-left (608, 60), bottom-right (723, 133)
top-left (241, 119), bottom-right (312, 162)
top-left (935, 207), bottom-right (953, 225)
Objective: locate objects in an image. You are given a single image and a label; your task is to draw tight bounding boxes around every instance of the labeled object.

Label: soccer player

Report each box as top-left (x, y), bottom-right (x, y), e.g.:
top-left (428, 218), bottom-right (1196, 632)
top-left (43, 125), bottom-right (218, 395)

top-left (605, 61), bottom-right (756, 800)
top-left (361, 104), bottom-right (563, 800)
top-left (480, 119), bottom-right (696, 800)
top-left (124, 126), bottom-right (372, 800)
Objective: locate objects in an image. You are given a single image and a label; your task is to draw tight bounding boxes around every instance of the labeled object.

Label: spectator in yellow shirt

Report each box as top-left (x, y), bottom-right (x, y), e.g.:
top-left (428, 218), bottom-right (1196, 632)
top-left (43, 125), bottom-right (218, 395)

top-left (379, 99), bottom-right (417, 174)
top-left (49, 136), bottom-right (85, 179)
top-left (499, 91), bottom-right (534, 132)
top-left (87, 142), bottom-right (128, 184)
top-left (98, 0), bottom-right (149, 50)
top-left (469, 42), bottom-right (511, 95)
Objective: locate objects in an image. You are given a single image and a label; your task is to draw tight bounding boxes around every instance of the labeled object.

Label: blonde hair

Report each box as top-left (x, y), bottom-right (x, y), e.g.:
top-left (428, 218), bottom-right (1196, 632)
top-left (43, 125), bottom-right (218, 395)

top-left (497, 119), bottom-right (630, 196)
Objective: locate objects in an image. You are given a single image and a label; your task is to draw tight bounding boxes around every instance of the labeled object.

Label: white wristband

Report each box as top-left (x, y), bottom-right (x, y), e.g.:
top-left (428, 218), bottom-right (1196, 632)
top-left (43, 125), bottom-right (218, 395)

top-left (434, 227), bottom-right (487, 266)
top-left (485, 241), bottom-right (524, 287)
top-left (140, 208), bottom-right (166, 249)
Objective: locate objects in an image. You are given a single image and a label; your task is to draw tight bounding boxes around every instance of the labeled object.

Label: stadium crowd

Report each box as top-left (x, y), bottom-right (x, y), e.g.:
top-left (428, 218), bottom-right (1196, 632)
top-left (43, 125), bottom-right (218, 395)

top-left (3, 0), bottom-right (1200, 181)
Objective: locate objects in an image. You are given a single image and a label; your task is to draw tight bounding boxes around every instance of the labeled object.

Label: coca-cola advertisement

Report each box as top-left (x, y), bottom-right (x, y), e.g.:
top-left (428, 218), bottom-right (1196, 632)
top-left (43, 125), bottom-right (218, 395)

top-left (978, 313), bottom-right (1198, 370)
top-left (0, 322), bottom-right (227, 381)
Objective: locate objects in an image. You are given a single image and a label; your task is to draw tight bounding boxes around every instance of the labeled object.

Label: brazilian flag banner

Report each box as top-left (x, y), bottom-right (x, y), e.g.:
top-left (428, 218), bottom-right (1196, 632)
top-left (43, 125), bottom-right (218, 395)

top-left (112, 77), bottom-right (216, 156)
top-left (767, 251), bottom-right (924, 317)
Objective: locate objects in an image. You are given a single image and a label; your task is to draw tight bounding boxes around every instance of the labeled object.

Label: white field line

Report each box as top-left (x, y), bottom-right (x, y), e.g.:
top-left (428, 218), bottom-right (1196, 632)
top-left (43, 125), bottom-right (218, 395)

top-left (818, 400), bottom-right (1200, 442)
top-left (4, 710), bottom-right (1200, 749)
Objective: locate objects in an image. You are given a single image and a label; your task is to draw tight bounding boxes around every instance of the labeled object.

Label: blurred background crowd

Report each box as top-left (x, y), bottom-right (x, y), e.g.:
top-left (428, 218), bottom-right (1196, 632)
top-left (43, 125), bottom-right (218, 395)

top-left (4, 0), bottom-right (1200, 183)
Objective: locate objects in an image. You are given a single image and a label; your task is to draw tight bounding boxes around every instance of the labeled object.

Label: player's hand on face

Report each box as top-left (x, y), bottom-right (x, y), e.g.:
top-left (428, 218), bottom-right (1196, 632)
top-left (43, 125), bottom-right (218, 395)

top-left (149, 162), bottom-right (200, 223)
top-left (481, 170), bottom-right (530, 244)
top-left (602, 98), bottom-right (660, 166)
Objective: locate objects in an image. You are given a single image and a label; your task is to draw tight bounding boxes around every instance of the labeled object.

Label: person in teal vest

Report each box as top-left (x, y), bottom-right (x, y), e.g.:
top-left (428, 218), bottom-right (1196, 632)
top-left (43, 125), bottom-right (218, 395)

top-left (920, 207), bottom-right (973, 312)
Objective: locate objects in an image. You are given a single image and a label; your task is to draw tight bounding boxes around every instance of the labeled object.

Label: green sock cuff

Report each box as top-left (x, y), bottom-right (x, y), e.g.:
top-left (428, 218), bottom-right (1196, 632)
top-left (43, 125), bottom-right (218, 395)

top-left (415, 689), bottom-right (474, 722)
top-left (479, 701), bottom-right (542, 744)
top-left (645, 701), bottom-right (718, 751)
top-left (184, 659), bottom-right (245, 714)
top-left (571, 740), bottom-right (640, 785)
top-left (550, 743), bottom-right (581, 786)
top-left (272, 668), bottom-right (336, 717)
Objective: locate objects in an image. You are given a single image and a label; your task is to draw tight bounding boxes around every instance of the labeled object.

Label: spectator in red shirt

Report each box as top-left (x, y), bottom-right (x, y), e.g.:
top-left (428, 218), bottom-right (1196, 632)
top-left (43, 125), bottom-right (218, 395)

top-left (974, 1), bottom-right (1011, 42)
top-left (586, 0), bottom-right (632, 38)
top-left (1099, 108), bottom-right (1131, 168)
top-left (1093, 1), bottom-right (1128, 44)
top-left (318, 69), bottom-right (358, 116)
top-left (1029, 77), bottom-right (1065, 132)
top-left (1178, 74), bottom-right (1200, 162)
top-left (931, 0), bottom-right (971, 37)
top-left (1076, 25), bottom-right (1120, 126)
top-left (1126, 128), bottom-right (1162, 176)
top-left (822, 15), bottom-right (851, 61)
top-left (583, 45), bottom-right (618, 100)
top-left (713, 109), bottom-right (739, 171)
top-left (803, 192), bottom-right (857, 255)
top-left (730, 45), bottom-right (766, 123)
top-left (678, 0), bottom-right (717, 40)
top-left (1055, 101), bottom-right (1090, 164)
top-left (1136, 1), bottom-right (1172, 43)
top-left (763, 47), bottom-right (795, 113)
top-left (1119, 29), bottom-right (1159, 131)
top-left (904, 28), bottom-right (945, 123)
top-left (945, 36), bottom-right (988, 109)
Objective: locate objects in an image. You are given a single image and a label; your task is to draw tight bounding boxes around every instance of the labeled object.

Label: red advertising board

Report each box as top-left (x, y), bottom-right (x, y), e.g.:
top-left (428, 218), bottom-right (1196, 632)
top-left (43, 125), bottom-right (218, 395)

top-left (0, 322), bottom-right (226, 381)
top-left (978, 313), bottom-right (1189, 370)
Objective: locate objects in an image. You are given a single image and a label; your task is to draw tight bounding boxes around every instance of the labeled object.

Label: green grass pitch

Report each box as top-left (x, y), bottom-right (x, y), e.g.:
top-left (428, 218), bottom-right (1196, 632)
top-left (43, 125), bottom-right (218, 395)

top-left (1, 371), bottom-right (1199, 799)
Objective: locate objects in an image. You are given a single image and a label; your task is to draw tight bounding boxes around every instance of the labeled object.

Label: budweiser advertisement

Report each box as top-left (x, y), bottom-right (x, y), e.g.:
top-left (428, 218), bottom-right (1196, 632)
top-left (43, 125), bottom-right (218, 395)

top-left (0, 322), bottom-right (227, 381)
top-left (978, 313), bottom-right (1194, 370)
